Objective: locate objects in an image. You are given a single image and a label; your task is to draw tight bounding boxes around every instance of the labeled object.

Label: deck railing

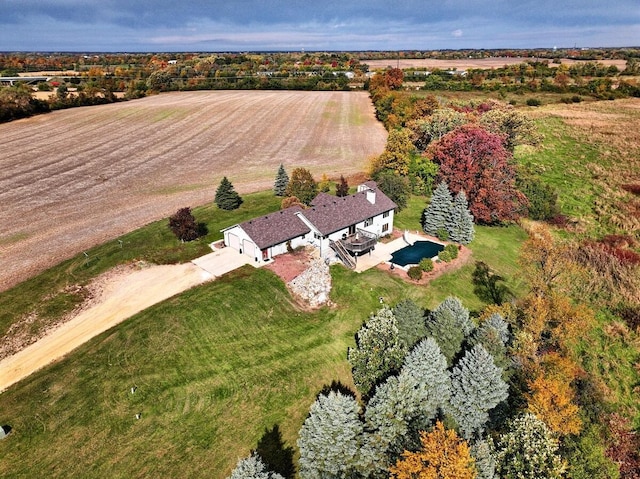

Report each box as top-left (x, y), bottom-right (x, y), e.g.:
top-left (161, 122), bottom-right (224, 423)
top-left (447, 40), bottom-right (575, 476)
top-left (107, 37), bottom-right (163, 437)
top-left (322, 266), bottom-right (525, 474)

top-left (340, 229), bottom-right (378, 254)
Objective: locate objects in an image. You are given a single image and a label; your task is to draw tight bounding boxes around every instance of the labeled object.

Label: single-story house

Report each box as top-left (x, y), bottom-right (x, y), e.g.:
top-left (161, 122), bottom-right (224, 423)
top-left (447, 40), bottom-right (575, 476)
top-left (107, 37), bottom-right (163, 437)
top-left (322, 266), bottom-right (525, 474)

top-left (221, 181), bottom-right (397, 266)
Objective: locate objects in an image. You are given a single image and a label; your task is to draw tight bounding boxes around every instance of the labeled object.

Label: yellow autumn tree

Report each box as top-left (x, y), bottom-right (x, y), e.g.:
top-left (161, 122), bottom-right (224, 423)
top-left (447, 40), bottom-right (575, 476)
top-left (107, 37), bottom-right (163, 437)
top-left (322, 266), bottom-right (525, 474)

top-left (526, 374), bottom-right (582, 436)
top-left (389, 421), bottom-right (476, 479)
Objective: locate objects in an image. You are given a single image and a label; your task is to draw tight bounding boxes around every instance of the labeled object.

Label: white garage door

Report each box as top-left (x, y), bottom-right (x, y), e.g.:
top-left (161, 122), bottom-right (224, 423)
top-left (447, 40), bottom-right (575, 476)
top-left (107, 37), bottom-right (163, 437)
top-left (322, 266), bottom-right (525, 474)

top-left (243, 239), bottom-right (256, 259)
top-left (227, 233), bottom-right (240, 251)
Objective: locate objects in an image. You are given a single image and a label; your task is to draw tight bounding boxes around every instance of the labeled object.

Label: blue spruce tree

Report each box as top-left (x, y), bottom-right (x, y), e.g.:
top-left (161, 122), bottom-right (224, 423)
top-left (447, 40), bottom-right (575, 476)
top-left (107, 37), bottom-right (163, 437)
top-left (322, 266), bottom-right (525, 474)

top-left (448, 189), bottom-right (475, 245)
top-left (422, 181), bottom-right (453, 236)
top-left (447, 344), bottom-right (509, 439)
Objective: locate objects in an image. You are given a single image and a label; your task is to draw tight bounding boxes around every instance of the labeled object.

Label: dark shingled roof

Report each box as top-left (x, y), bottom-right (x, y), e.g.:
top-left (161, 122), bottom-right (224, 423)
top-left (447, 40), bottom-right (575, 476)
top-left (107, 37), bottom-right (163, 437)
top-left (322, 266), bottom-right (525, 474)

top-left (303, 185), bottom-right (397, 236)
top-left (239, 205), bottom-right (311, 250)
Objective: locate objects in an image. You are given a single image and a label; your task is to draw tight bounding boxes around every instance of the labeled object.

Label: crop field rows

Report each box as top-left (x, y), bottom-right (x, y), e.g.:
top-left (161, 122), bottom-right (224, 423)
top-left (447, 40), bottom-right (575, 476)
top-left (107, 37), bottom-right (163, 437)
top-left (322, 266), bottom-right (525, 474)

top-left (364, 57), bottom-right (628, 70)
top-left (0, 91), bottom-right (387, 291)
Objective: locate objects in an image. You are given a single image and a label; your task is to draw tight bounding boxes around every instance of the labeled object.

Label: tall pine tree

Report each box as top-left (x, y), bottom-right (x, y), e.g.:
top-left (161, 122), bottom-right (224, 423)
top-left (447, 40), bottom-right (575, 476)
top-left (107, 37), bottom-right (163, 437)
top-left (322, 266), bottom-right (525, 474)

top-left (447, 190), bottom-right (475, 245)
top-left (297, 391), bottom-right (376, 479)
top-left (423, 181), bottom-right (453, 236)
top-left (273, 164), bottom-right (289, 196)
top-left (425, 296), bottom-right (474, 365)
top-left (392, 299), bottom-right (427, 349)
top-left (215, 176), bottom-right (243, 210)
top-left (348, 307), bottom-right (406, 397)
top-left (365, 338), bottom-right (450, 458)
top-left (447, 344), bottom-right (509, 439)
top-left (228, 453), bottom-right (284, 479)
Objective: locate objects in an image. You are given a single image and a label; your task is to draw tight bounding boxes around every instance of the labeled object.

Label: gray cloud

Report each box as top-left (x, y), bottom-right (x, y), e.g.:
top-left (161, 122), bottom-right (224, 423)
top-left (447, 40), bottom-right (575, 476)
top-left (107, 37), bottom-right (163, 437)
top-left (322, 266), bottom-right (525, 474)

top-left (0, 0), bottom-right (637, 51)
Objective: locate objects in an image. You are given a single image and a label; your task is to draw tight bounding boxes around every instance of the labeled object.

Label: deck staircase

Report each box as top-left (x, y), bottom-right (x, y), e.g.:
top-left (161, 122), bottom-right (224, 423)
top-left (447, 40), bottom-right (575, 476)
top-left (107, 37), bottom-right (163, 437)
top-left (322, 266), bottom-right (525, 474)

top-left (330, 240), bottom-right (356, 269)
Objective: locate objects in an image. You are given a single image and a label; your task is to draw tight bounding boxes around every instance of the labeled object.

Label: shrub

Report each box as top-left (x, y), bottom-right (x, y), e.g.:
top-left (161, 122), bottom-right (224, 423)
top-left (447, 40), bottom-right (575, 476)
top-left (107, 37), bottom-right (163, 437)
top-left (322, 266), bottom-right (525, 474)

top-left (407, 266), bottom-right (423, 280)
top-left (436, 228), bottom-right (449, 241)
top-left (419, 257), bottom-right (434, 272)
top-left (444, 244), bottom-right (459, 259)
top-left (438, 250), bottom-right (453, 263)
top-left (526, 98), bottom-right (541, 106)
top-left (281, 196), bottom-right (303, 209)
top-left (548, 214), bottom-right (569, 227)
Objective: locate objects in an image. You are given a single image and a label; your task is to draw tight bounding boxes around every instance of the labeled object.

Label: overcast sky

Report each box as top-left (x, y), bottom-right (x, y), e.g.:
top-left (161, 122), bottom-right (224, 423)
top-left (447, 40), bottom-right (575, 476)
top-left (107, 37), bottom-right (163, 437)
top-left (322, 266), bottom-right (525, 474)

top-left (1, 0), bottom-right (638, 52)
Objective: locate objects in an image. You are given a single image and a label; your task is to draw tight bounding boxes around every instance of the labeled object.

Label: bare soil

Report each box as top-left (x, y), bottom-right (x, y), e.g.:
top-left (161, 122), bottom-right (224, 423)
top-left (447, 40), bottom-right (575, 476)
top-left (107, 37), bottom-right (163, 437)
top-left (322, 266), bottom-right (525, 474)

top-left (364, 57), bottom-right (627, 70)
top-left (0, 91), bottom-right (387, 292)
top-left (264, 248), bottom-right (315, 283)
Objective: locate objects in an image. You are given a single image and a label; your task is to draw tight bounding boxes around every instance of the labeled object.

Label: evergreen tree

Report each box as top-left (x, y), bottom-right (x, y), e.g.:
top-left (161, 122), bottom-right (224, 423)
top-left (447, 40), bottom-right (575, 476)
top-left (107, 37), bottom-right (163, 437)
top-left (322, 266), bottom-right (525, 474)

top-left (448, 190), bottom-right (475, 244)
top-left (447, 344), bottom-right (509, 439)
top-left (423, 181), bottom-right (453, 236)
top-left (336, 175), bottom-right (349, 197)
top-left (392, 299), bottom-right (427, 349)
top-left (482, 313), bottom-right (511, 344)
top-left (273, 164), bottom-right (289, 196)
top-left (366, 338), bottom-right (450, 458)
top-left (228, 453), bottom-right (285, 479)
top-left (494, 413), bottom-right (565, 479)
top-left (297, 391), bottom-right (374, 479)
top-left (215, 176), bottom-right (243, 210)
top-left (425, 307), bottom-right (465, 366)
top-left (470, 313), bottom-right (511, 373)
top-left (425, 297), bottom-right (474, 364)
top-left (471, 439), bottom-right (498, 479)
top-left (285, 167), bottom-right (318, 205)
top-left (434, 296), bottom-right (474, 336)
top-left (348, 307), bottom-right (406, 398)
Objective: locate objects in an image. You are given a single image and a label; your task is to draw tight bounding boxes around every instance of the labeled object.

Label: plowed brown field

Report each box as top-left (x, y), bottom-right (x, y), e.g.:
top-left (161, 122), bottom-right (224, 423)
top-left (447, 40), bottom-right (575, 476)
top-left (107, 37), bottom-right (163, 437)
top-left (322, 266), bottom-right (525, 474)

top-left (364, 57), bottom-right (627, 70)
top-left (0, 91), bottom-right (387, 291)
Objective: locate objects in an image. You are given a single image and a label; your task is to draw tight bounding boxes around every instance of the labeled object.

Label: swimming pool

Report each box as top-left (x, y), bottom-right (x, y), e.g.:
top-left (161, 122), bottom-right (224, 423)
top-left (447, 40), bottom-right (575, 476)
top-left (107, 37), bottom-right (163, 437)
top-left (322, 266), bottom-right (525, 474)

top-left (390, 240), bottom-right (445, 267)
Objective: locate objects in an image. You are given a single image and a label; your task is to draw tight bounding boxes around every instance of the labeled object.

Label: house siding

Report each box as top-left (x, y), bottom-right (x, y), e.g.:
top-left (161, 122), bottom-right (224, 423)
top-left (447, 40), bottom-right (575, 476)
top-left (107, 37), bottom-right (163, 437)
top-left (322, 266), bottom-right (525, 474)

top-left (221, 182), bottom-right (396, 263)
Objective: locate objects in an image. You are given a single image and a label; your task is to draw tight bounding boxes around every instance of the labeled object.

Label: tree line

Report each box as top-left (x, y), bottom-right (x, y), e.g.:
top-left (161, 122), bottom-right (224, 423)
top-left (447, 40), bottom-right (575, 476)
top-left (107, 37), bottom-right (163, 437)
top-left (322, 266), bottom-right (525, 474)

top-left (227, 225), bottom-right (639, 478)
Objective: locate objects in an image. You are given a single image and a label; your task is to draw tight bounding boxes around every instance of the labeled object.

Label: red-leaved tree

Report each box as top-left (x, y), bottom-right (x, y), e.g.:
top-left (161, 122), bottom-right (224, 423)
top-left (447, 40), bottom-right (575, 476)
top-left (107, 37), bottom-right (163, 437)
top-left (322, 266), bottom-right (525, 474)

top-left (430, 125), bottom-right (528, 223)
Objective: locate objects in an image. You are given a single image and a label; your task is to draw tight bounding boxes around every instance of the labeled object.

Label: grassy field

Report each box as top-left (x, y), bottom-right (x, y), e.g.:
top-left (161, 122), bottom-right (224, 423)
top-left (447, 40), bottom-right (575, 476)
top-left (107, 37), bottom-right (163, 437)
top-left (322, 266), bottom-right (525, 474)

top-left (0, 191), bottom-right (526, 478)
top-left (2, 97), bottom-right (638, 476)
top-left (0, 192), bottom-right (282, 355)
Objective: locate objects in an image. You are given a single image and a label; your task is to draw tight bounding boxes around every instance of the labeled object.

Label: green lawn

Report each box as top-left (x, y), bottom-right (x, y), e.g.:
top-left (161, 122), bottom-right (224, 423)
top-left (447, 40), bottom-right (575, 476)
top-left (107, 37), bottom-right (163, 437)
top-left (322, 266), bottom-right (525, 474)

top-left (515, 117), bottom-right (604, 233)
top-left (0, 192), bottom-right (283, 341)
top-left (395, 195), bottom-right (528, 311)
top-left (0, 193), bottom-right (527, 478)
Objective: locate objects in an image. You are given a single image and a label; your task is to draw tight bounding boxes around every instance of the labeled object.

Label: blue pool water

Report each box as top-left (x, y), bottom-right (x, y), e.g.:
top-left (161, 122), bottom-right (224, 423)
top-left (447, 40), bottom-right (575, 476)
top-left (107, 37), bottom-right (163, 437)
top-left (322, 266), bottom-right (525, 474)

top-left (390, 240), bottom-right (445, 267)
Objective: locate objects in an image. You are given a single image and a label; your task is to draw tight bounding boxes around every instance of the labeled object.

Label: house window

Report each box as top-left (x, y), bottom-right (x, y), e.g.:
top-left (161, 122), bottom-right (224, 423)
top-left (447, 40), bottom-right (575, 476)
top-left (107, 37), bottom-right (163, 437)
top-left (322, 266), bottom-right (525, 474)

top-left (383, 211), bottom-right (390, 218)
top-left (382, 223), bottom-right (389, 233)
top-left (364, 217), bottom-right (374, 227)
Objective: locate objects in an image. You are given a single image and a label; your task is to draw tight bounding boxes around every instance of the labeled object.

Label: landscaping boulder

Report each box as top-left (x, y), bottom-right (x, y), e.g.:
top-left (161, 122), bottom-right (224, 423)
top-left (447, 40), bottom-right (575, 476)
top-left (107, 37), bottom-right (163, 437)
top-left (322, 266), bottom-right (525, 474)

top-left (288, 258), bottom-right (332, 307)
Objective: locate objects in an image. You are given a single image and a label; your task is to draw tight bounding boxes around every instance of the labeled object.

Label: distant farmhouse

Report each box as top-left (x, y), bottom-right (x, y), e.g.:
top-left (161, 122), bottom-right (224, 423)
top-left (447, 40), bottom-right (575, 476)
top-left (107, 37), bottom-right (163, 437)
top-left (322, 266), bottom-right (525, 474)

top-left (222, 181), bottom-right (396, 268)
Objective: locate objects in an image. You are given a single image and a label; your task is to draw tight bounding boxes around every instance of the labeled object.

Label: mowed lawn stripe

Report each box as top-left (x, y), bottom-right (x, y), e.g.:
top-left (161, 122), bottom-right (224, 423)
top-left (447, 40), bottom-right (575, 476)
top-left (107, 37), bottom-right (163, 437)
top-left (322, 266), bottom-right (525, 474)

top-left (0, 267), bottom-right (362, 478)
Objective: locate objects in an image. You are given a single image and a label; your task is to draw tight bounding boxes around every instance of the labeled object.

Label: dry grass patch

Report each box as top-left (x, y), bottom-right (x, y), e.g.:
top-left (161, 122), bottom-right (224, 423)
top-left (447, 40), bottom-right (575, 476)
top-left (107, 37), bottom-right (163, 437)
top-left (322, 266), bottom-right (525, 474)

top-left (526, 98), bottom-right (640, 235)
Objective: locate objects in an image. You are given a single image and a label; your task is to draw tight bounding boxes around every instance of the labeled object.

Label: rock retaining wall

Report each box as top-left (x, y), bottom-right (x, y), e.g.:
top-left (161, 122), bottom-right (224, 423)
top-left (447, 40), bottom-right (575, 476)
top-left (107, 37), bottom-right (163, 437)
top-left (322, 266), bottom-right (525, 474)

top-left (288, 258), bottom-right (332, 307)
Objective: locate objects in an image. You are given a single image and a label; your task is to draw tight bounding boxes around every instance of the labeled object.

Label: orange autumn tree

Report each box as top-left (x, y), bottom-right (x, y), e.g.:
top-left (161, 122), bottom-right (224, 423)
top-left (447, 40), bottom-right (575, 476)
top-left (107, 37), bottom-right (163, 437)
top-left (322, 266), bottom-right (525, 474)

top-left (525, 352), bottom-right (582, 436)
top-left (389, 421), bottom-right (476, 479)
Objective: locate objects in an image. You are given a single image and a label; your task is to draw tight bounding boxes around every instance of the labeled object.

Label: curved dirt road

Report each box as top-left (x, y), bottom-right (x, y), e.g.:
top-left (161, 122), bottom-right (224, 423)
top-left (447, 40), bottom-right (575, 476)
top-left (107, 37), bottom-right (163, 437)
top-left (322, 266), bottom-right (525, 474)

top-left (0, 262), bottom-right (210, 392)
